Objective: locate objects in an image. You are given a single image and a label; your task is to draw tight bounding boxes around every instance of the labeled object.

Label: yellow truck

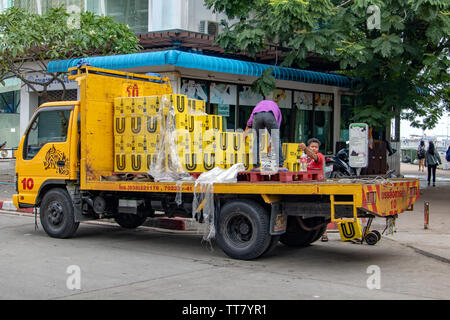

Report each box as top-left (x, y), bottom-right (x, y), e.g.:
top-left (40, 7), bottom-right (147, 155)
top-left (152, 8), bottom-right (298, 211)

top-left (13, 66), bottom-right (420, 260)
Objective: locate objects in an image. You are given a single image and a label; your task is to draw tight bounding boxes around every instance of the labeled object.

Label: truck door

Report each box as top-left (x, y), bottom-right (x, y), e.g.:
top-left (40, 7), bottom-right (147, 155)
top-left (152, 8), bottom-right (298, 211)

top-left (16, 106), bottom-right (74, 205)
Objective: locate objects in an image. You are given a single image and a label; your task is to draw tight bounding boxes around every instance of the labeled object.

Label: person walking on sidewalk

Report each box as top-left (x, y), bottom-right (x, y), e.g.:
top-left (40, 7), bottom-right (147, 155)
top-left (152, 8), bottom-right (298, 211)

top-left (417, 140), bottom-right (426, 172)
top-left (425, 141), bottom-right (441, 187)
top-left (244, 100), bottom-right (286, 170)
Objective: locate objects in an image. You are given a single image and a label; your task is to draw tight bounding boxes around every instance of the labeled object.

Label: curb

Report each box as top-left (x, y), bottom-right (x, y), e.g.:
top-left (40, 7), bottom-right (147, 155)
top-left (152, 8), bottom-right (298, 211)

top-left (0, 200), bottom-right (34, 213)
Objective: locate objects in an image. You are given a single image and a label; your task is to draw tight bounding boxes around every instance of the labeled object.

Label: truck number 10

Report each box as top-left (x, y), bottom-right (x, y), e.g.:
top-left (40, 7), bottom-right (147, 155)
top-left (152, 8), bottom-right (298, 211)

top-left (21, 178), bottom-right (34, 190)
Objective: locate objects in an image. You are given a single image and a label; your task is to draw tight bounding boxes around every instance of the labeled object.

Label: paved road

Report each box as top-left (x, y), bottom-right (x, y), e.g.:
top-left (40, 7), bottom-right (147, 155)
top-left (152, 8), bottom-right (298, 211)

top-left (0, 212), bottom-right (449, 300)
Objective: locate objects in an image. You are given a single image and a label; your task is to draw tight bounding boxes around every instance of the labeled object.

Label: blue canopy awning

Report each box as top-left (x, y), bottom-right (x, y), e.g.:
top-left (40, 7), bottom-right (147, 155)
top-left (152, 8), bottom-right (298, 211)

top-left (47, 50), bottom-right (353, 88)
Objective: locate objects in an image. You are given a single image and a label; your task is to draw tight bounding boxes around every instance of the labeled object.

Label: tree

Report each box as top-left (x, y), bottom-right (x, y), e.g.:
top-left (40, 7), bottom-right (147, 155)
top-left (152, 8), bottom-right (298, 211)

top-left (205, 0), bottom-right (449, 130)
top-left (0, 6), bottom-right (141, 102)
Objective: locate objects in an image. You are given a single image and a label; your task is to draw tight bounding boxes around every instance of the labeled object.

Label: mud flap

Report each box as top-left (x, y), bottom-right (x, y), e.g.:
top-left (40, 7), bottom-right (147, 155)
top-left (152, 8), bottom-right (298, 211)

top-left (269, 203), bottom-right (287, 235)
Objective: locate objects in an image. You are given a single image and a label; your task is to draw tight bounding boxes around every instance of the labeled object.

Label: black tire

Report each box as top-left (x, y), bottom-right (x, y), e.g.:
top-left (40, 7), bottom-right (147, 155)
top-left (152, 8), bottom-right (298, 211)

top-left (371, 230), bottom-right (381, 241)
top-left (309, 223), bottom-right (328, 244)
top-left (40, 188), bottom-right (79, 238)
top-left (216, 199), bottom-right (271, 260)
top-left (365, 232), bottom-right (379, 245)
top-left (280, 216), bottom-right (323, 247)
top-left (114, 213), bottom-right (147, 229)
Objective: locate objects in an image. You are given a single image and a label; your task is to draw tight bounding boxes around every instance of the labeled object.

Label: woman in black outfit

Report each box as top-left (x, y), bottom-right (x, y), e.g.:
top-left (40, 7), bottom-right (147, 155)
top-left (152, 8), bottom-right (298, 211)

top-left (424, 141), bottom-right (441, 187)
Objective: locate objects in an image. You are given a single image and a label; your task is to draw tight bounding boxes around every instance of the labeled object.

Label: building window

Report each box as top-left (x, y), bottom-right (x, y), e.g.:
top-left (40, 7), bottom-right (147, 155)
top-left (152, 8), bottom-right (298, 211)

top-left (238, 86), bottom-right (262, 132)
top-left (314, 93), bottom-right (333, 154)
top-left (14, 0), bottom-right (81, 14)
top-left (340, 95), bottom-right (354, 142)
top-left (210, 82), bottom-right (236, 131)
top-left (0, 90), bottom-right (20, 114)
top-left (102, 0), bottom-right (148, 33)
top-left (293, 91), bottom-right (313, 144)
top-left (273, 89), bottom-right (292, 143)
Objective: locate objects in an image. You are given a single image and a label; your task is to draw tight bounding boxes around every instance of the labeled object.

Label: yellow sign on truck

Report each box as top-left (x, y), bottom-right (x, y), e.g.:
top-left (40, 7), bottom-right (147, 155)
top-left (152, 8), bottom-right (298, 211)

top-left (13, 66), bottom-right (420, 260)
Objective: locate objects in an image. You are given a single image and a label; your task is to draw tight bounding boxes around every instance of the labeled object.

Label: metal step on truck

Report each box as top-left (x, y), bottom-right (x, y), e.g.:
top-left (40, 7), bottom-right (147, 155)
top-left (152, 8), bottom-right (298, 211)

top-left (13, 66), bottom-right (420, 260)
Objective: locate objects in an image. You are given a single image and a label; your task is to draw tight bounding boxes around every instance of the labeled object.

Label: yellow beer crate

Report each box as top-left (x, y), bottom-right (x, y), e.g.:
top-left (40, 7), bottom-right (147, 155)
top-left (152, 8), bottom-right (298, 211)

top-left (187, 98), bottom-right (206, 113)
top-left (202, 128), bottom-right (220, 152)
top-left (162, 94), bottom-right (188, 114)
top-left (219, 132), bottom-right (234, 152)
top-left (143, 96), bottom-right (163, 114)
top-left (283, 143), bottom-right (302, 162)
top-left (122, 135), bottom-right (137, 154)
top-left (145, 114), bottom-right (161, 134)
top-left (114, 135), bottom-right (126, 154)
top-left (134, 134), bottom-right (161, 153)
top-left (202, 115), bottom-right (223, 131)
top-left (114, 153), bottom-right (127, 172)
top-left (114, 153), bottom-right (152, 173)
top-left (179, 151), bottom-right (205, 172)
top-left (202, 152), bottom-right (216, 171)
top-left (174, 114), bottom-right (192, 130)
top-left (114, 98), bottom-right (127, 117)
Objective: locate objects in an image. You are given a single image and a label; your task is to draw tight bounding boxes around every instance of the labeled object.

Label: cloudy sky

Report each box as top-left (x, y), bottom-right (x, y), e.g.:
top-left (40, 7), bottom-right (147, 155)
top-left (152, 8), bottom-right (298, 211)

top-left (400, 112), bottom-right (450, 138)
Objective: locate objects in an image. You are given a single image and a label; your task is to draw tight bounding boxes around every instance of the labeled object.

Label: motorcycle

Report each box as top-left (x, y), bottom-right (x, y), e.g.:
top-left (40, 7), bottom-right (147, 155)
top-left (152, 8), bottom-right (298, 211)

top-left (325, 148), bottom-right (356, 178)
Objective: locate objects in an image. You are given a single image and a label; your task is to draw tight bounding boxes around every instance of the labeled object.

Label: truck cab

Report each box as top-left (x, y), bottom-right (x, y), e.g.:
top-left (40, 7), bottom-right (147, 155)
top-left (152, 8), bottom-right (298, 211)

top-left (14, 101), bottom-right (80, 209)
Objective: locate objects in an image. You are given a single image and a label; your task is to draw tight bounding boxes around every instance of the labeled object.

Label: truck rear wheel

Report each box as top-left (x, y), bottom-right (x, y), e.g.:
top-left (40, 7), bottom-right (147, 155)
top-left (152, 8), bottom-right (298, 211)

top-left (40, 188), bottom-right (79, 238)
top-left (114, 213), bottom-right (147, 229)
top-left (280, 216), bottom-right (324, 247)
top-left (216, 199), bottom-right (272, 260)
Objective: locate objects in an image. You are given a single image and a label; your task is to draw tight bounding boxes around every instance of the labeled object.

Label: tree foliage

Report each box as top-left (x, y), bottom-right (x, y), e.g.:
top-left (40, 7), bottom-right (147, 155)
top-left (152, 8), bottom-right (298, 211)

top-left (205, 0), bottom-right (449, 130)
top-left (0, 6), bottom-right (141, 101)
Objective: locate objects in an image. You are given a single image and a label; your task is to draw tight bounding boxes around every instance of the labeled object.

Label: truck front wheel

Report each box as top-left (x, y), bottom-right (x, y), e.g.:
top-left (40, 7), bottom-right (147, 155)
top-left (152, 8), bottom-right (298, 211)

top-left (216, 199), bottom-right (272, 260)
top-left (40, 188), bottom-right (79, 238)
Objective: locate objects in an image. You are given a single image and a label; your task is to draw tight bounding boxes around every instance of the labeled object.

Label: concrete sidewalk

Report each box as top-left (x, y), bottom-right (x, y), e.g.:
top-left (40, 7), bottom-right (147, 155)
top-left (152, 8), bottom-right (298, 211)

top-left (385, 163), bottom-right (450, 263)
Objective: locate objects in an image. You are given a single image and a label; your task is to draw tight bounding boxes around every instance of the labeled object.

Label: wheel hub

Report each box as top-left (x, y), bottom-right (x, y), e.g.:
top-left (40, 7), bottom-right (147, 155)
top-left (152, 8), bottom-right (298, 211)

top-left (228, 214), bottom-right (253, 243)
top-left (239, 222), bottom-right (250, 235)
top-left (48, 201), bottom-right (63, 225)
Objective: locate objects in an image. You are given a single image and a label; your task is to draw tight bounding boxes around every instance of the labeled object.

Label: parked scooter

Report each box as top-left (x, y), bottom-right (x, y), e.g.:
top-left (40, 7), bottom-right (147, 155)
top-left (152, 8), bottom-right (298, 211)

top-left (325, 148), bottom-right (356, 178)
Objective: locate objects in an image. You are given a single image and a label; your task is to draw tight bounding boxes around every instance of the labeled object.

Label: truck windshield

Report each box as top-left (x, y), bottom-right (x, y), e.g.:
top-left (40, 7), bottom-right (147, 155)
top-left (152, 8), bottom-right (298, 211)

top-left (24, 109), bottom-right (71, 160)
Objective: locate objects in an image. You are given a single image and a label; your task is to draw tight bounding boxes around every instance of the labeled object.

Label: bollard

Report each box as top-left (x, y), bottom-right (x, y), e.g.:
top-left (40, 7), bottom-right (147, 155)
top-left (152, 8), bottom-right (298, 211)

top-left (424, 202), bottom-right (429, 229)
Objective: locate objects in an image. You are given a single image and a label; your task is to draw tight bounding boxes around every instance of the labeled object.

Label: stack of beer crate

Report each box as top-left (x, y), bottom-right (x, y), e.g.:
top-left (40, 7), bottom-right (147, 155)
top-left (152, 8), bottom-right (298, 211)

top-left (113, 94), bottom-right (258, 174)
top-left (113, 95), bottom-right (163, 173)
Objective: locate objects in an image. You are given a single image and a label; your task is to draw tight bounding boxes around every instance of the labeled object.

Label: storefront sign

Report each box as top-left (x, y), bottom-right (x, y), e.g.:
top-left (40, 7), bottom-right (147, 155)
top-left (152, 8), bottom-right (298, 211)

top-left (274, 89), bottom-right (292, 109)
top-left (210, 83), bottom-right (237, 105)
top-left (239, 86), bottom-right (263, 106)
top-left (25, 73), bottom-right (78, 92)
top-left (294, 91), bottom-right (313, 110)
top-left (314, 93), bottom-right (333, 111)
top-left (181, 79), bottom-right (208, 101)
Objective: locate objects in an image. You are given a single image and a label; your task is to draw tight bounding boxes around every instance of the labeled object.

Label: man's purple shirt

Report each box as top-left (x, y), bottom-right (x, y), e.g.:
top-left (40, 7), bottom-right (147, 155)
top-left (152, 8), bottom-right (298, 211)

top-left (246, 100), bottom-right (282, 128)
